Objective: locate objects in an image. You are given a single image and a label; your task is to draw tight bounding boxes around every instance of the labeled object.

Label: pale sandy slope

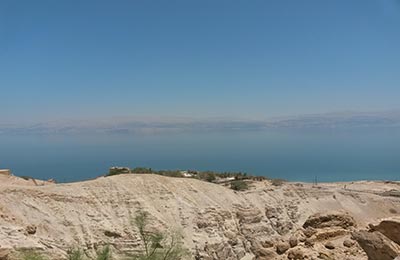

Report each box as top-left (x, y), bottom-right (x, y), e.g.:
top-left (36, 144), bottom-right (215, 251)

top-left (0, 173), bottom-right (399, 259)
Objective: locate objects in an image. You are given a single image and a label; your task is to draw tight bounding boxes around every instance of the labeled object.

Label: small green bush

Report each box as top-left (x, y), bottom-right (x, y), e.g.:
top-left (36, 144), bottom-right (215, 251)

top-left (230, 180), bottom-right (249, 191)
top-left (156, 170), bottom-right (183, 178)
top-left (197, 171), bottom-right (216, 182)
top-left (270, 178), bottom-right (286, 186)
top-left (131, 167), bottom-right (153, 174)
top-left (96, 246), bottom-right (112, 260)
top-left (20, 251), bottom-right (48, 260)
top-left (107, 168), bottom-right (130, 176)
top-left (67, 248), bottom-right (86, 260)
top-left (131, 210), bottom-right (190, 260)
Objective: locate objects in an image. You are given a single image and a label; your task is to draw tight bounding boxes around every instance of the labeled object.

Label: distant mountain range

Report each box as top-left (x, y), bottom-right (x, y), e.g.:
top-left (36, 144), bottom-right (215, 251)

top-left (1, 111), bottom-right (400, 135)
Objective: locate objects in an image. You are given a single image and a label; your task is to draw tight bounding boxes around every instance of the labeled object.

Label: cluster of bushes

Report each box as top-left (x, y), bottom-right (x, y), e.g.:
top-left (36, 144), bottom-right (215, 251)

top-left (106, 167), bottom-right (254, 180)
top-left (196, 171), bottom-right (252, 181)
top-left (105, 166), bottom-right (277, 192)
top-left (19, 210), bottom-right (188, 260)
top-left (230, 180), bottom-right (249, 191)
top-left (107, 168), bottom-right (130, 176)
top-left (107, 167), bottom-right (184, 178)
top-left (131, 167), bottom-right (153, 174)
top-left (197, 171), bottom-right (216, 182)
top-left (156, 170), bottom-right (184, 178)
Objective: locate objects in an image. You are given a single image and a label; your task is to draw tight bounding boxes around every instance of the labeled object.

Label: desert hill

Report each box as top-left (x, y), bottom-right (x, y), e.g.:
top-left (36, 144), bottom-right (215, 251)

top-left (0, 173), bottom-right (400, 259)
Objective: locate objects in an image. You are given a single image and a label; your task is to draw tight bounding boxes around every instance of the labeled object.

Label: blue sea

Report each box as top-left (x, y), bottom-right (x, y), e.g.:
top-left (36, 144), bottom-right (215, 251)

top-left (1, 129), bottom-right (399, 183)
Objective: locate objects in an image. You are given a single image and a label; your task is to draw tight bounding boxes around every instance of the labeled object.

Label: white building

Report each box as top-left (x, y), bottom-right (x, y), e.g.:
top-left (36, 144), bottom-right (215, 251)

top-left (180, 170), bottom-right (195, 178)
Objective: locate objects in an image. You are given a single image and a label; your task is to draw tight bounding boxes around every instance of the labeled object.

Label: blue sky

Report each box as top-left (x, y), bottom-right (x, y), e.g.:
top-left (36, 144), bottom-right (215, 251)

top-left (1, 0), bottom-right (400, 122)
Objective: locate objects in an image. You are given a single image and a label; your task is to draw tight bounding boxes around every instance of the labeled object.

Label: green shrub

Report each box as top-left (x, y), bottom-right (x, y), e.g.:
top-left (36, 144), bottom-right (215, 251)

top-left (20, 251), bottom-right (48, 260)
top-left (66, 248), bottom-right (86, 260)
top-left (107, 168), bottom-right (130, 176)
top-left (131, 210), bottom-right (189, 260)
top-left (230, 180), bottom-right (249, 191)
top-left (197, 171), bottom-right (216, 182)
top-left (131, 167), bottom-right (153, 174)
top-left (270, 178), bottom-right (286, 186)
top-left (157, 170), bottom-right (183, 178)
top-left (96, 245), bottom-right (111, 260)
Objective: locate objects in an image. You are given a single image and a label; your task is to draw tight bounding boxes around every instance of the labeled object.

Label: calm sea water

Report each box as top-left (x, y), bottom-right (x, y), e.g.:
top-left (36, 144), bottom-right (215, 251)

top-left (1, 130), bottom-right (399, 182)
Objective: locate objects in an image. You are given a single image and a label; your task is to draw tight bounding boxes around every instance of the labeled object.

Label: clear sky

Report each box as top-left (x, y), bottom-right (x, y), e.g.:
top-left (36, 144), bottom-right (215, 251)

top-left (1, 0), bottom-right (400, 122)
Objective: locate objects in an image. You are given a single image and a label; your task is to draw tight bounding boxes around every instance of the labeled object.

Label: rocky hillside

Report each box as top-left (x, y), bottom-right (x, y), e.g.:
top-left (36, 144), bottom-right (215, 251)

top-left (0, 173), bottom-right (400, 259)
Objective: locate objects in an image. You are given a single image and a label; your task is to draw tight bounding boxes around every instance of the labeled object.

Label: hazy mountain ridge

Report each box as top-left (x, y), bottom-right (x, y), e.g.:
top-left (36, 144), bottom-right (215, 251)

top-left (1, 111), bottom-right (400, 135)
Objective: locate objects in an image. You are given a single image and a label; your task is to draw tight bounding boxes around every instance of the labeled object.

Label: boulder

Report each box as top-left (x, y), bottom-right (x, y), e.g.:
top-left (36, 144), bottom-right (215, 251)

top-left (370, 218), bottom-right (400, 245)
top-left (324, 241), bottom-right (335, 250)
top-left (287, 247), bottom-right (305, 259)
top-left (304, 238), bottom-right (314, 247)
top-left (250, 240), bottom-right (276, 258)
top-left (289, 236), bottom-right (298, 248)
top-left (253, 248), bottom-right (277, 259)
top-left (303, 227), bottom-right (317, 238)
top-left (352, 230), bottom-right (400, 260)
top-left (318, 251), bottom-right (335, 260)
top-left (26, 225), bottom-right (37, 235)
top-left (303, 212), bottom-right (356, 229)
top-left (104, 230), bottom-right (122, 238)
top-left (343, 239), bottom-right (355, 248)
top-left (261, 239), bottom-right (274, 248)
top-left (298, 235), bottom-right (306, 243)
top-left (276, 241), bottom-right (290, 255)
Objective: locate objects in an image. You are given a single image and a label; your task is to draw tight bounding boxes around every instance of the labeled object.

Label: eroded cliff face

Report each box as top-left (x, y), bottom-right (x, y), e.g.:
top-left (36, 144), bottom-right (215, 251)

top-left (0, 174), bottom-right (400, 259)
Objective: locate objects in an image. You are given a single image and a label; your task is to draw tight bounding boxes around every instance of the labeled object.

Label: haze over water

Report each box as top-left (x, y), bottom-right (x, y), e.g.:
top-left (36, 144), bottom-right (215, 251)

top-left (1, 127), bottom-right (399, 183)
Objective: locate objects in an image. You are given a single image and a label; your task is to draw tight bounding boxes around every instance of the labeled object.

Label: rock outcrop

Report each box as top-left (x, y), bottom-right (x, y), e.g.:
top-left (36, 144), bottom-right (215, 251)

top-left (0, 174), bottom-right (399, 259)
top-left (0, 248), bottom-right (10, 260)
top-left (352, 230), bottom-right (400, 260)
top-left (303, 212), bottom-right (356, 229)
top-left (369, 218), bottom-right (400, 245)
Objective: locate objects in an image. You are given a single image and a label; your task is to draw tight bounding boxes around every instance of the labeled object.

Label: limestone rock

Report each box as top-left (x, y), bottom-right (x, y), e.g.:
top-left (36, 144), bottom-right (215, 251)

top-left (303, 227), bottom-right (317, 238)
top-left (261, 239), bottom-right (274, 248)
top-left (276, 241), bottom-right (290, 255)
top-left (0, 248), bottom-right (10, 260)
top-left (236, 207), bottom-right (263, 224)
top-left (303, 212), bottom-right (356, 229)
top-left (324, 241), bottom-right (335, 249)
top-left (26, 225), bottom-right (37, 235)
top-left (314, 228), bottom-right (347, 241)
top-left (318, 251), bottom-right (335, 260)
top-left (104, 230), bottom-right (122, 238)
top-left (343, 239), bottom-right (355, 248)
top-left (304, 238), bottom-right (314, 247)
top-left (253, 247), bottom-right (277, 259)
top-left (287, 247), bottom-right (305, 260)
top-left (352, 230), bottom-right (400, 260)
top-left (370, 218), bottom-right (400, 245)
top-left (289, 236), bottom-right (298, 248)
